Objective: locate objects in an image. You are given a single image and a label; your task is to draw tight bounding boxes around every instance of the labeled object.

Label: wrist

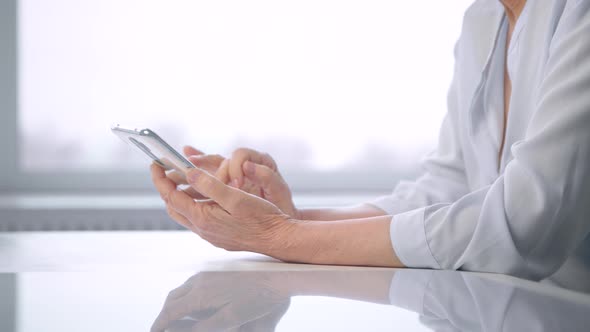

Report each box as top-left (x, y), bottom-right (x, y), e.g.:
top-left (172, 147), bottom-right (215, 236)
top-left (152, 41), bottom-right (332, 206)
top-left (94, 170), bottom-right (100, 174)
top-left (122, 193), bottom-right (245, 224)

top-left (282, 196), bottom-right (300, 219)
top-left (263, 217), bottom-right (316, 263)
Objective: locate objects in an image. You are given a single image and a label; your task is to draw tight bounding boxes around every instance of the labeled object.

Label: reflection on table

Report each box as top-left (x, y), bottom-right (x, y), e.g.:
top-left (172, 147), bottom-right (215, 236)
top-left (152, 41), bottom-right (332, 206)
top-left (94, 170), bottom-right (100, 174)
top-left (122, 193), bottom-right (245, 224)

top-left (152, 269), bottom-right (590, 332)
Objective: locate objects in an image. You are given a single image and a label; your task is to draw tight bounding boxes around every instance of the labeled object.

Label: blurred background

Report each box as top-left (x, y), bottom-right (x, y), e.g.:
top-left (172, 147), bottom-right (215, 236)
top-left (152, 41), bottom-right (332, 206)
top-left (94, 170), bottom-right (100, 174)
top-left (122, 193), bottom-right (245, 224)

top-left (0, 0), bottom-right (472, 229)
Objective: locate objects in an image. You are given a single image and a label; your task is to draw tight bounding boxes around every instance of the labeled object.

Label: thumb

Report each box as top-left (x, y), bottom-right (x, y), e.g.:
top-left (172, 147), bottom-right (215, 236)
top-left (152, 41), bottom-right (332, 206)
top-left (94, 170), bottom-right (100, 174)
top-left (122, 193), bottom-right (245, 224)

top-left (186, 168), bottom-right (241, 213)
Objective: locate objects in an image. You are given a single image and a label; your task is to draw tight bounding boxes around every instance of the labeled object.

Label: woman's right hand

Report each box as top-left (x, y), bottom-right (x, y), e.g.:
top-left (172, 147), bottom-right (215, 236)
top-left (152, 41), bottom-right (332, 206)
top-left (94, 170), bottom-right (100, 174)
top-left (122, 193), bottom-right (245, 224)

top-left (165, 146), bottom-right (229, 200)
top-left (227, 147), bottom-right (299, 219)
top-left (167, 146), bottom-right (299, 219)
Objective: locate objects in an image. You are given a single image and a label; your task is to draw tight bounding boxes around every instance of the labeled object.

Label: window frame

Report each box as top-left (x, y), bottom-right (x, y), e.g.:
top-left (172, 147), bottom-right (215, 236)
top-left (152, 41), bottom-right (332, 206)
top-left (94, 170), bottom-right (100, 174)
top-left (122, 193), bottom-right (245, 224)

top-left (0, 0), bottom-right (18, 193)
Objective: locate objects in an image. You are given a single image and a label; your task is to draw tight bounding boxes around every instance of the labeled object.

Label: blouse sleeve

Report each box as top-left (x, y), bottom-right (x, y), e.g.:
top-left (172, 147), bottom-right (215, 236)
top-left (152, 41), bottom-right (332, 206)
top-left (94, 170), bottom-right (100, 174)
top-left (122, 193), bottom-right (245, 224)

top-left (389, 3), bottom-right (590, 279)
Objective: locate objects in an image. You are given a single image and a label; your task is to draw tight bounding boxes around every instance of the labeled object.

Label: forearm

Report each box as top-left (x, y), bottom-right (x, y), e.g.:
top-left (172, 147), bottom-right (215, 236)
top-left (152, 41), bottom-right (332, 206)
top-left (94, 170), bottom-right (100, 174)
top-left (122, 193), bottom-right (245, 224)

top-left (269, 215), bottom-right (404, 267)
top-left (297, 204), bottom-right (387, 221)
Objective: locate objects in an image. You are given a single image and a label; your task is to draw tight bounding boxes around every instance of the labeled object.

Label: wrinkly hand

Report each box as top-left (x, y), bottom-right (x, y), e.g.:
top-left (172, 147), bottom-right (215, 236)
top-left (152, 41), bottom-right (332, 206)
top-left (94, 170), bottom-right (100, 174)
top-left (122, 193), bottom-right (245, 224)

top-left (150, 271), bottom-right (290, 332)
top-left (227, 147), bottom-right (298, 218)
top-left (167, 146), bottom-right (299, 218)
top-left (151, 163), bottom-right (294, 253)
top-left (165, 146), bottom-right (227, 200)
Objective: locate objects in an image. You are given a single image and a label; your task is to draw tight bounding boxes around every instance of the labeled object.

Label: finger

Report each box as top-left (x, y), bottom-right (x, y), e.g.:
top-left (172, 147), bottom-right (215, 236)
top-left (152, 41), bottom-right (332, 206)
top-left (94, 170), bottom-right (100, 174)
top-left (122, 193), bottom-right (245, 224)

top-left (242, 161), bottom-right (281, 193)
top-left (229, 148), bottom-right (276, 189)
top-left (186, 168), bottom-right (247, 214)
top-left (183, 156), bottom-right (229, 185)
top-left (188, 155), bottom-right (225, 174)
top-left (183, 187), bottom-right (208, 200)
top-left (183, 145), bottom-right (205, 157)
top-left (167, 205), bottom-right (193, 230)
top-left (167, 189), bottom-right (201, 221)
top-left (214, 158), bottom-right (231, 185)
top-left (166, 170), bottom-right (208, 199)
top-left (167, 170), bottom-right (188, 185)
top-left (182, 158), bottom-right (230, 197)
top-left (166, 282), bottom-right (193, 302)
top-left (151, 163), bottom-right (175, 197)
top-left (151, 163), bottom-right (199, 217)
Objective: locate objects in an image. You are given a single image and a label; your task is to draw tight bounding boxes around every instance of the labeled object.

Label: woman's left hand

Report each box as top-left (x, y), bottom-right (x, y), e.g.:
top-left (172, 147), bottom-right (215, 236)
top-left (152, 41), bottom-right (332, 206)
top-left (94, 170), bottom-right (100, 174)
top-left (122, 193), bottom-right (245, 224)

top-left (150, 163), bottom-right (295, 253)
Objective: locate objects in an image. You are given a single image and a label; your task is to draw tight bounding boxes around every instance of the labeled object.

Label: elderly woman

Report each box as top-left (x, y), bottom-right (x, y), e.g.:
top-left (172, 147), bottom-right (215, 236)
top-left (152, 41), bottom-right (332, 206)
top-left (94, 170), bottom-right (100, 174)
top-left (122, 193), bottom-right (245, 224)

top-left (151, 0), bottom-right (590, 288)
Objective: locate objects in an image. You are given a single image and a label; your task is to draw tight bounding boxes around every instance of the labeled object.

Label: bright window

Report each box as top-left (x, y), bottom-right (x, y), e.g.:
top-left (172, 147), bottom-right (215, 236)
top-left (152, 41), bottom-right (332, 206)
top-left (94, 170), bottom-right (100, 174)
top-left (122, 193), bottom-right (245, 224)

top-left (14, 0), bottom-right (472, 189)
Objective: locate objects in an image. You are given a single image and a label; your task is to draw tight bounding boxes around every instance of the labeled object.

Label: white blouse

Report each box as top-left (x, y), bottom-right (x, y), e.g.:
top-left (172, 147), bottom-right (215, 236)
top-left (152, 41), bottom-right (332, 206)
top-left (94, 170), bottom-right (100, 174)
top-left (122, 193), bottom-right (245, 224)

top-left (370, 0), bottom-right (590, 289)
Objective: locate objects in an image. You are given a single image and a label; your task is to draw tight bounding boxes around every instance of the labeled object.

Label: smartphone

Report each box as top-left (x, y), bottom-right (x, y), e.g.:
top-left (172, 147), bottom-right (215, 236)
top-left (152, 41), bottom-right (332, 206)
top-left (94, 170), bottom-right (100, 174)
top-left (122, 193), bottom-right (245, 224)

top-left (111, 125), bottom-right (195, 173)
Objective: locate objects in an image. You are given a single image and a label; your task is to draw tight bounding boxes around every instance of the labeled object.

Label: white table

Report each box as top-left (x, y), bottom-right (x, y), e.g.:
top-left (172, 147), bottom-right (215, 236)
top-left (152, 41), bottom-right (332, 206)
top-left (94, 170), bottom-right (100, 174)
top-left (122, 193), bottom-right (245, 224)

top-left (0, 231), bottom-right (589, 331)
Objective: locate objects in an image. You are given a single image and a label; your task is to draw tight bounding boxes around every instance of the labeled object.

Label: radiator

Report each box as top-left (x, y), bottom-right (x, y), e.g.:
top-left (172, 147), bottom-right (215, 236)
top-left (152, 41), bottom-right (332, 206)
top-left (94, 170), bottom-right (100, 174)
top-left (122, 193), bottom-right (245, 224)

top-left (0, 193), bottom-right (381, 231)
top-left (0, 208), bottom-right (183, 231)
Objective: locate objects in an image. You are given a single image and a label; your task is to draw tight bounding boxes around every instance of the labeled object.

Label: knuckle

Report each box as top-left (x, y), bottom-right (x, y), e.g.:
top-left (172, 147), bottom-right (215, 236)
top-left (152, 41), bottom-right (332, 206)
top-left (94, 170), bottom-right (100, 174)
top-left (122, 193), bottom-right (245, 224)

top-left (192, 205), bottom-right (212, 224)
top-left (166, 190), bottom-right (177, 206)
top-left (232, 147), bottom-right (251, 160)
top-left (165, 206), bottom-right (175, 217)
top-left (262, 153), bottom-right (277, 170)
top-left (196, 207), bottom-right (218, 233)
top-left (233, 147), bottom-right (247, 154)
top-left (200, 221), bottom-right (212, 233)
top-left (161, 191), bottom-right (171, 204)
top-left (189, 206), bottom-right (202, 224)
top-left (231, 149), bottom-right (242, 160)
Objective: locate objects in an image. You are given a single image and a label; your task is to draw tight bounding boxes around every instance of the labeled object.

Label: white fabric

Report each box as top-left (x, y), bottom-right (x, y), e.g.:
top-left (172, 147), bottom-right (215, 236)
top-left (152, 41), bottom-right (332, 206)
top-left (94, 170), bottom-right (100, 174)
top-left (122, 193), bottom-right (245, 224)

top-left (370, 0), bottom-right (590, 285)
top-left (388, 270), bottom-right (590, 331)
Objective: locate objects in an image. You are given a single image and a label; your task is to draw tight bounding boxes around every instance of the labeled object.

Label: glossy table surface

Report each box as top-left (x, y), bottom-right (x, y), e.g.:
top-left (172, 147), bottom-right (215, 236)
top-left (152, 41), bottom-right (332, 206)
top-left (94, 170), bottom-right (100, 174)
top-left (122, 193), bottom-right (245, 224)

top-left (0, 231), bottom-right (589, 331)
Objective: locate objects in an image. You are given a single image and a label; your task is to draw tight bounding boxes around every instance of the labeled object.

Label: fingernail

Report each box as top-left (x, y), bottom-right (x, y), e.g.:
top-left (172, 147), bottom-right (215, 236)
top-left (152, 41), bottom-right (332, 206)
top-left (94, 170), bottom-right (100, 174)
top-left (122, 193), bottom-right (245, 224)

top-left (188, 169), bottom-right (201, 184)
top-left (232, 178), bottom-right (240, 188)
top-left (244, 161), bottom-right (255, 175)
